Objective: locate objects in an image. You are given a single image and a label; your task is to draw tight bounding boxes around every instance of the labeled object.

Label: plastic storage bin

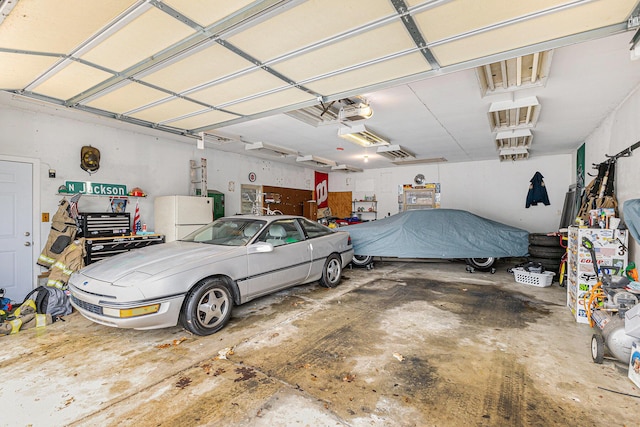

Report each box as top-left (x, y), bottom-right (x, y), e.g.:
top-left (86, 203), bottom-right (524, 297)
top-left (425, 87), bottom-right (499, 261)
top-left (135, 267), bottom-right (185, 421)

top-left (512, 267), bottom-right (554, 287)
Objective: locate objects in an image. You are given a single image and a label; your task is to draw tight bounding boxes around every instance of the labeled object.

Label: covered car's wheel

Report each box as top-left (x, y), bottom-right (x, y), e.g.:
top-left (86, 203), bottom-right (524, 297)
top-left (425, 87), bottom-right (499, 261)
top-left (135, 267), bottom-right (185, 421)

top-left (466, 257), bottom-right (495, 271)
top-left (320, 254), bottom-right (342, 288)
top-left (351, 254), bottom-right (373, 268)
top-left (180, 278), bottom-right (233, 336)
top-left (591, 333), bottom-right (605, 364)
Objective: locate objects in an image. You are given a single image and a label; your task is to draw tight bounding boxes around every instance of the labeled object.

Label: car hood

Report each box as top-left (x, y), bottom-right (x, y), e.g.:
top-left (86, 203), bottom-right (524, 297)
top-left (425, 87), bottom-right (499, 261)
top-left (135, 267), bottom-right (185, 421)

top-left (79, 241), bottom-right (242, 284)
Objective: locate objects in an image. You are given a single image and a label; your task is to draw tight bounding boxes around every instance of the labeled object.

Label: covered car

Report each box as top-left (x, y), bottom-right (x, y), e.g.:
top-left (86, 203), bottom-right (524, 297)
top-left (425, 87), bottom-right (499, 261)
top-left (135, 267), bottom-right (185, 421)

top-left (69, 215), bottom-right (353, 336)
top-left (347, 209), bottom-right (529, 270)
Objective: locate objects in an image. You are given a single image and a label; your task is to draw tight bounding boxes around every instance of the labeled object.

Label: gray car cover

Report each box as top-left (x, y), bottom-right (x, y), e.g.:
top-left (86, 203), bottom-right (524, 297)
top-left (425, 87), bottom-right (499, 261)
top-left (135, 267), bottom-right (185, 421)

top-left (347, 209), bottom-right (529, 259)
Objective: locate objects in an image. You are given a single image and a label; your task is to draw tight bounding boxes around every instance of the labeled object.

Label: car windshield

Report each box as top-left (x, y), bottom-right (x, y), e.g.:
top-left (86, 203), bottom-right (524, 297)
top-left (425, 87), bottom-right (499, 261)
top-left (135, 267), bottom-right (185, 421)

top-left (180, 218), bottom-right (266, 246)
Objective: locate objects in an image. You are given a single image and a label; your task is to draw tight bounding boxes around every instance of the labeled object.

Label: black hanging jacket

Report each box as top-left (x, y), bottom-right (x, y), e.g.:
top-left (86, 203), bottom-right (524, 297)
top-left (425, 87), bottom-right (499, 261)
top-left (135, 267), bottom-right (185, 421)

top-left (526, 171), bottom-right (550, 208)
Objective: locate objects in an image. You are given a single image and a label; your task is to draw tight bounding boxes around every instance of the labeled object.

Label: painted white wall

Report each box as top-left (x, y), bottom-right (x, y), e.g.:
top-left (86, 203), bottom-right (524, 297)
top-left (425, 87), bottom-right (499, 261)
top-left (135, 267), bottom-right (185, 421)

top-left (0, 98), bottom-right (314, 264)
top-left (330, 154), bottom-right (572, 233)
top-left (583, 82), bottom-right (640, 264)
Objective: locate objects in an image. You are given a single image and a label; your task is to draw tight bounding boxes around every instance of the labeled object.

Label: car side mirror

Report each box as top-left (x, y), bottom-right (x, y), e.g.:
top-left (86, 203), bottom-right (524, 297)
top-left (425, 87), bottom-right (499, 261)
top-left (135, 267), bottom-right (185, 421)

top-left (247, 242), bottom-right (274, 254)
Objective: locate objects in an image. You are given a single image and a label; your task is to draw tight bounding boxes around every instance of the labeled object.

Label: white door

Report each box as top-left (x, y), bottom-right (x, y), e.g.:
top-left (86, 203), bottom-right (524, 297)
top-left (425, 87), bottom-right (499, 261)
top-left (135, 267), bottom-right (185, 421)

top-left (0, 160), bottom-right (33, 301)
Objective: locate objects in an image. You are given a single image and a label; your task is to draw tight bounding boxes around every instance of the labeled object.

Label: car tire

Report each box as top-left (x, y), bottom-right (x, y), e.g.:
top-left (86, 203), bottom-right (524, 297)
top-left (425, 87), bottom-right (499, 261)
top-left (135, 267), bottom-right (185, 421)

top-left (320, 254), bottom-right (342, 288)
top-left (180, 278), bottom-right (233, 336)
top-left (527, 257), bottom-right (561, 272)
top-left (351, 254), bottom-right (373, 268)
top-left (466, 257), bottom-right (495, 271)
top-left (528, 233), bottom-right (562, 247)
top-left (528, 245), bottom-right (566, 259)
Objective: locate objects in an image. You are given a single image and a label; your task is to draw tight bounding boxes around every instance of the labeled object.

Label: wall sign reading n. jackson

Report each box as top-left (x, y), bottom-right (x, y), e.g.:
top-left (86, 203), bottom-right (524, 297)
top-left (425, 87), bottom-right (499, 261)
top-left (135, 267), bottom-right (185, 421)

top-left (64, 181), bottom-right (127, 196)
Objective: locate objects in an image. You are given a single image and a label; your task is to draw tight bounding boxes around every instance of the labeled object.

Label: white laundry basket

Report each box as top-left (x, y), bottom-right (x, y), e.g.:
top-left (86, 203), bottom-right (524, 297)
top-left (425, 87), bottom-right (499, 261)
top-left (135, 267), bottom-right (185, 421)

top-left (512, 267), bottom-right (554, 287)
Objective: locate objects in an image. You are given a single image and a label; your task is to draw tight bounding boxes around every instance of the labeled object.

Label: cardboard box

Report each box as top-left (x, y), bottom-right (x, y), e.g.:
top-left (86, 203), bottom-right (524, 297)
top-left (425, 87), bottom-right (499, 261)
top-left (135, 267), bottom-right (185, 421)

top-left (629, 341), bottom-right (640, 388)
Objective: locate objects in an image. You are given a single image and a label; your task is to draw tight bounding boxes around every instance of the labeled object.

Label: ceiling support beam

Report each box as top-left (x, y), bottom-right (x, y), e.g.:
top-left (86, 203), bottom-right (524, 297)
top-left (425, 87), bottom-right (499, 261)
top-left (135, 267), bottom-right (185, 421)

top-left (390, 0), bottom-right (440, 70)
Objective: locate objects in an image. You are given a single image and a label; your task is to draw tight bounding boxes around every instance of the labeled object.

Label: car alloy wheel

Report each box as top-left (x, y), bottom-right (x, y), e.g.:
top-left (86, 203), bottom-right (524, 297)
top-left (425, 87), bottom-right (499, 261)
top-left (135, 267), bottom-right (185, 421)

top-left (466, 257), bottom-right (495, 271)
top-left (181, 278), bottom-right (233, 336)
top-left (351, 254), bottom-right (373, 267)
top-left (320, 254), bottom-right (342, 288)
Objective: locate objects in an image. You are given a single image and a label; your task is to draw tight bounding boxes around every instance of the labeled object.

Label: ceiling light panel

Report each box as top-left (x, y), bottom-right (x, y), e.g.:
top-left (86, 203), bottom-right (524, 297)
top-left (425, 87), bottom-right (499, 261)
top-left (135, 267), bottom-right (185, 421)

top-left (488, 97), bottom-right (540, 131)
top-left (377, 145), bottom-right (416, 160)
top-left (163, 109), bottom-right (239, 130)
top-left (226, 0), bottom-right (395, 63)
top-left (80, 8), bottom-right (195, 71)
top-left (296, 155), bottom-right (337, 168)
top-left (84, 82), bottom-right (169, 113)
top-left (224, 88), bottom-right (316, 116)
top-left (499, 147), bottom-right (529, 161)
top-left (476, 51), bottom-right (553, 96)
top-left (331, 164), bottom-right (364, 172)
top-left (31, 62), bottom-right (114, 100)
top-left (140, 44), bottom-right (254, 94)
top-left (390, 157), bottom-right (448, 165)
top-left (245, 142), bottom-right (299, 157)
top-left (305, 52), bottom-right (430, 95)
top-left (188, 69), bottom-right (286, 107)
top-left (271, 21), bottom-right (416, 82)
top-left (339, 124), bottom-right (389, 147)
top-left (0, 53), bottom-right (59, 89)
top-left (421, 0), bottom-right (638, 66)
top-left (162, 0), bottom-right (255, 27)
top-left (128, 98), bottom-right (208, 123)
top-left (0, 0), bottom-right (135, 53)
top-left (495, 129), bottom-right (533, 149)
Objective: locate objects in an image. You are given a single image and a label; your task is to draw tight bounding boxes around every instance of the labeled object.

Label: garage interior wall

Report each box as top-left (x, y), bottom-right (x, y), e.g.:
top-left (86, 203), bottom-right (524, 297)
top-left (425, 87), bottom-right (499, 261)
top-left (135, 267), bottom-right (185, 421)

top-left (329, 155), bottom-right (571, 233)
top-left (583, 81), bottom-right (640, 262)
top-left (1, 87), bottom-right (638, 266)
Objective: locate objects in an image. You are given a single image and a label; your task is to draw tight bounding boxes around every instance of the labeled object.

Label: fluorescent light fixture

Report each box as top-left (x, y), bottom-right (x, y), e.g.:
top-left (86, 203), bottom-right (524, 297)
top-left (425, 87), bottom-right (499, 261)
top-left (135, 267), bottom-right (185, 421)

top-left (338, 124), bottom-right (389, 147)
top-left (390, 157), bottom-right (447, 165)
top-left (296, 155), bottom-right (337, 168)
top-left (376, 144), bottom-right (415, 160)
top-left (488, 96), bottom-right (541, 131)
top-left (331, 164), bottom-right (363, 172)
top-left (495, 129), bottom-right (532, 149)
top-left (245, 141), bottom-right (298, 157)
top-left (499, 147), bottom-right (529, 161)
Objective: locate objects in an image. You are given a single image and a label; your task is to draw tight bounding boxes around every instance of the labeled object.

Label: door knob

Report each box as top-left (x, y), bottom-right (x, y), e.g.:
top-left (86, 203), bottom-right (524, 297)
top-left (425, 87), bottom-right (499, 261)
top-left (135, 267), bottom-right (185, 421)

top-left (24, 231), bottom-right (30, 236)
top-left (24, 242), bottom-right (31, 246)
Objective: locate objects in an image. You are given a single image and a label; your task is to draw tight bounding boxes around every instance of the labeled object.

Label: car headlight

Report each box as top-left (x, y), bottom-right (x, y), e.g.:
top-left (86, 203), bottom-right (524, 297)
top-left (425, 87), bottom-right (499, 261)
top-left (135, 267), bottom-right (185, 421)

top-left (103, 304), bottom-right (160, 318)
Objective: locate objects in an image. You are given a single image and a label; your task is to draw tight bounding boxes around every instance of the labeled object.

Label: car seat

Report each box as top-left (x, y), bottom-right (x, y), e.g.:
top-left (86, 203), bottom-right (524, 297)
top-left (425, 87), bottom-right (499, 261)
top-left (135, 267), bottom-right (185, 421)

top-left (243, 223), bottom-right (261, 239)
top-left (266, 224), bottom-right (286, 246)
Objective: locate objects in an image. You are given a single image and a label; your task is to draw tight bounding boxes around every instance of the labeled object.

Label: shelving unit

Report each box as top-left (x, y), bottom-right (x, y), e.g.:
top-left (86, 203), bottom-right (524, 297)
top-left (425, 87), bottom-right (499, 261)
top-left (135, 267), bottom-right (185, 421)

top-left (352, 200), bottom-right (377, 220)
top-left (402, 188), bottom-right (436, 211)
top-left (566, 226), bottom-right (628, 324)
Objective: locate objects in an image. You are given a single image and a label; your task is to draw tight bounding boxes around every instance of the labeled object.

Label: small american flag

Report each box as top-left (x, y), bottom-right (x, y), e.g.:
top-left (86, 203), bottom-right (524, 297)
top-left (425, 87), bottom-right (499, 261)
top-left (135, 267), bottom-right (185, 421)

top-left (133, 200), bottom-right (142, 234)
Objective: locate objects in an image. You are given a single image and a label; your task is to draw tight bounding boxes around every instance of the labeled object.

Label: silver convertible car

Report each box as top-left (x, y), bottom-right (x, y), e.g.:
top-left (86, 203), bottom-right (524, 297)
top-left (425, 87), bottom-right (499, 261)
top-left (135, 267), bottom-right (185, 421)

top-left (69, 215), bottom-right (353, 336)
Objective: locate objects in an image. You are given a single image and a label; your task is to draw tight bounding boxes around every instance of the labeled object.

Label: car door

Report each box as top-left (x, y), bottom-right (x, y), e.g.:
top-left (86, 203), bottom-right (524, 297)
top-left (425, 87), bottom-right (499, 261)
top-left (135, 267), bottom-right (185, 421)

top-left (242, 219), bottom-right (311, 300)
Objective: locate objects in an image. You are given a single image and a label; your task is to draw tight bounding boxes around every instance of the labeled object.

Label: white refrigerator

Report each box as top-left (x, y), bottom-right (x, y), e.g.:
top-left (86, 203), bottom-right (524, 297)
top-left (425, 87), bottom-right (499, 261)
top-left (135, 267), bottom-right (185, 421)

top-left (154, 195), bottom-right (213, 242)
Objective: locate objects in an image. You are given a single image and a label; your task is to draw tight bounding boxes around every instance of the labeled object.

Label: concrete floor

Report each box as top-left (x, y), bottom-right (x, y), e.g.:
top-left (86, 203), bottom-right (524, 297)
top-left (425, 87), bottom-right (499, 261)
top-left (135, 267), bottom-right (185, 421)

top-left (2, 260), bottom-right (639, 426)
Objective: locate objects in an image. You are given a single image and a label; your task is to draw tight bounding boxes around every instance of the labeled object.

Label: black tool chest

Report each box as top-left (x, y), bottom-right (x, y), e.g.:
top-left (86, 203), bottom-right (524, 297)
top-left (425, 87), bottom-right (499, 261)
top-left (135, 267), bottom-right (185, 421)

top-left (84, 234), bottom-right (165, 264)
top-left (78, 212), bottom-right (165, 264)
top-left (80, 212), bottom-right (131, 237)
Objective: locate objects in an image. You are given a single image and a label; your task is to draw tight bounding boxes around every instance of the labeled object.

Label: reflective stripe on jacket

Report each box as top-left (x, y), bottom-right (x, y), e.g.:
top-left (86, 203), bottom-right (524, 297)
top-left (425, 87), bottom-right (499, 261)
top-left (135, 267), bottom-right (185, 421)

top-left (38, 199), bottom-right (77, 268)
top-left (47, 239), bottom-right (86, 290)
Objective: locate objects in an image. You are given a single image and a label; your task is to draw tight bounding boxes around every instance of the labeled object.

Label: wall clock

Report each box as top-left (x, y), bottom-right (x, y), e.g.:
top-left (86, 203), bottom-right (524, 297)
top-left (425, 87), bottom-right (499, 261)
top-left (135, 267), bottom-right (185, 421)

top-left (248, 172), bottom-right (256, 182)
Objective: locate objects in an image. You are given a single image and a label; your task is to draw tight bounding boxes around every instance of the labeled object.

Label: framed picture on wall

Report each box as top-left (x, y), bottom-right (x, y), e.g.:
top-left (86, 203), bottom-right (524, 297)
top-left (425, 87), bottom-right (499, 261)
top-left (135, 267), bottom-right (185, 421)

top-left (110, 197), bottom-right (128, 213)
